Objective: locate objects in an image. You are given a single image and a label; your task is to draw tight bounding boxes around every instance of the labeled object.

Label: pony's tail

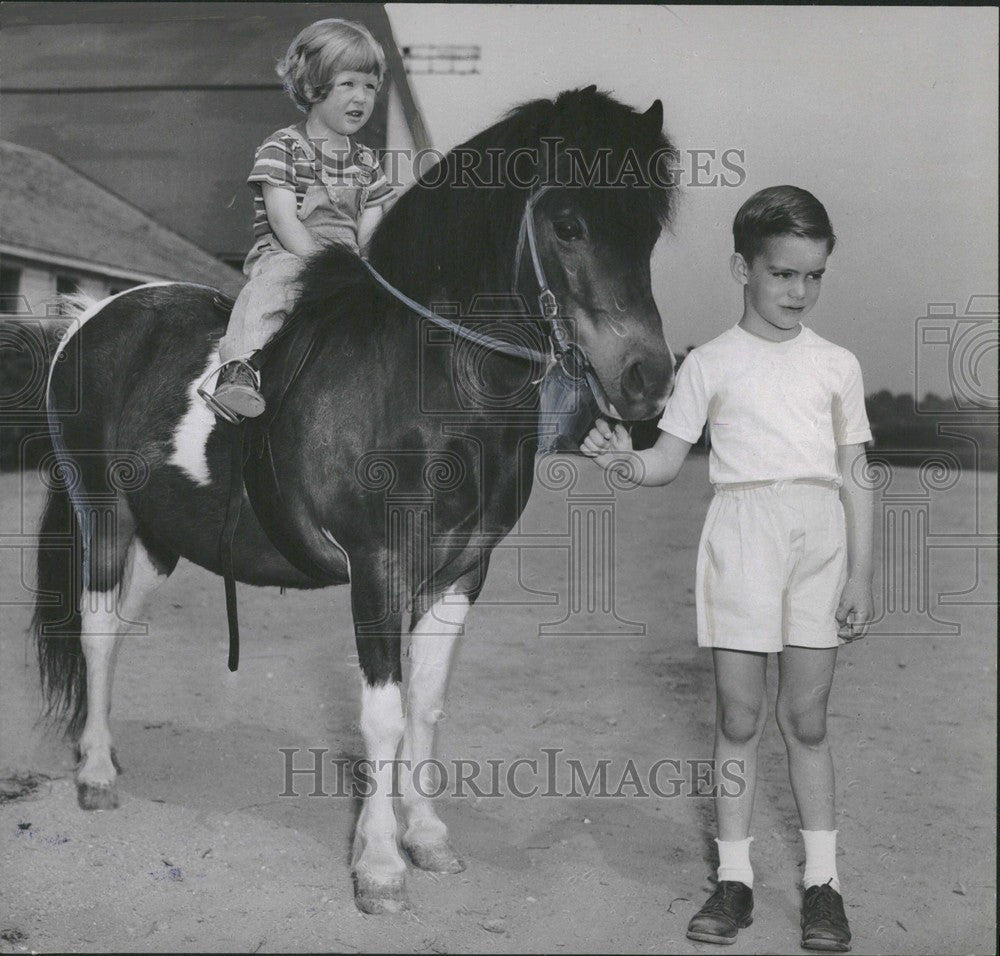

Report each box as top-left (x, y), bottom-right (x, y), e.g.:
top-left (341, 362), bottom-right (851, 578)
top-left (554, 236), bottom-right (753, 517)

top-left (31, 291), bottom-right (101, 740)
top-left (31, 460), bottom-right (87, 740)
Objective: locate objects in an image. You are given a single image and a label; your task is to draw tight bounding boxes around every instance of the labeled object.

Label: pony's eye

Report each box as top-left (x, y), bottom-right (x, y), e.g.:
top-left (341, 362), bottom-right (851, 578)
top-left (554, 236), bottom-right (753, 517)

top-left (553, 219), bottom-right (584, 242)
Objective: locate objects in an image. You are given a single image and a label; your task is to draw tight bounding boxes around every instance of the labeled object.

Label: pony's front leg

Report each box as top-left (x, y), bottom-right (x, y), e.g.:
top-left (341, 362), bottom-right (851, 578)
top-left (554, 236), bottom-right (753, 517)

top-left (350, 559), bottom-right (408, 914)
top-left (354, 680), bottom-right (406, 913)
top-left (400, 587), bottom-right (469, 873)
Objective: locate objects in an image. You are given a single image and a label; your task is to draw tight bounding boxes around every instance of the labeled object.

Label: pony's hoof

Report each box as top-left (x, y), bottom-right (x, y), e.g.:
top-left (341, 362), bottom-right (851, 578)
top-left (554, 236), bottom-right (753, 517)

top-left (404, 839), bottom-right (466, 874)
top-left (353, 874), bottom-right (409, 915)
top-left (77, 782), bottom-right (119, 811)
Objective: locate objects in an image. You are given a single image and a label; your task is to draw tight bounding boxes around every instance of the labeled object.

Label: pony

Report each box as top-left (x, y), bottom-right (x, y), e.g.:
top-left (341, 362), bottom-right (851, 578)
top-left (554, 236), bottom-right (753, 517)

top-left (32, 87), bottom-right (677, 914)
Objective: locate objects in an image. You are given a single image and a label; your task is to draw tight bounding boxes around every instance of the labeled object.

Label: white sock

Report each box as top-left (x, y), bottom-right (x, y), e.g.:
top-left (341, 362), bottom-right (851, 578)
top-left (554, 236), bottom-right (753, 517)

top-left (801, 829), bottom-right (840, 893)
top-left (716, 836), bottom-right (754, 888)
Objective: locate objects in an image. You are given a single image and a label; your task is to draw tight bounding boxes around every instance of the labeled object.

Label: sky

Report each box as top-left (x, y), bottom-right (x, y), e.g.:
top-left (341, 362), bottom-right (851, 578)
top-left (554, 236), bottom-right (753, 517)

top-left (386, 5), bottom-right (999, 397)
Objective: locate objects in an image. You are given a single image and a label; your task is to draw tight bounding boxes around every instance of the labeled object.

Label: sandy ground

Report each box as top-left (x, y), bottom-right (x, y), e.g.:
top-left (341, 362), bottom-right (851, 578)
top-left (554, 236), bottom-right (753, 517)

top-left (0, 457), bottom-right (995, 954)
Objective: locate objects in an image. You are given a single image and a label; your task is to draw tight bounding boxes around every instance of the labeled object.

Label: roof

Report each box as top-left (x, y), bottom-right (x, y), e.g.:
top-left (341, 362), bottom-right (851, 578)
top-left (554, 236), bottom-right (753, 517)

top-left (0, 141), bottom-right (244, 294)
top-left (0, 3), bottom-right (430, 260)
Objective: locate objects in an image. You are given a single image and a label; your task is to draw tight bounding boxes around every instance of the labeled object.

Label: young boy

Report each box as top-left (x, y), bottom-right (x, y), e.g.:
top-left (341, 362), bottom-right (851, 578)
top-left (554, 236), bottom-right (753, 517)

top-left (581, 186), bottom-right (874, 951)
top-left (205, 18), bottom-right (395, 422)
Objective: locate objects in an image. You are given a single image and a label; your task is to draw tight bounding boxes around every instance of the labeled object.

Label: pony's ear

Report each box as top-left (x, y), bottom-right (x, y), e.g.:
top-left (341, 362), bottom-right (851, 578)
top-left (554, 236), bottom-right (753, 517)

top-left (642, 99), bottom-right (664, 137)
top-left (581, 84), bottom-right (597, 96)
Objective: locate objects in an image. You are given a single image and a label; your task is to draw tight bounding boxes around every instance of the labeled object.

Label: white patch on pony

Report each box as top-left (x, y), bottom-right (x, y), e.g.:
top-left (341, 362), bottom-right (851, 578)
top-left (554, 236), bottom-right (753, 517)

top-left (168, 344), bottom-right (222, 487)
top-left (360, 681), bottom-right (406, 752)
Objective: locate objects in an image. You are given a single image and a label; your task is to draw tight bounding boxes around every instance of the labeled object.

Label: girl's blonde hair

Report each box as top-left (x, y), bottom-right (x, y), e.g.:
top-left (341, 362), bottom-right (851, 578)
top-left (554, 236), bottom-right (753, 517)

top-left (277, 19), bottom-right (387, 113)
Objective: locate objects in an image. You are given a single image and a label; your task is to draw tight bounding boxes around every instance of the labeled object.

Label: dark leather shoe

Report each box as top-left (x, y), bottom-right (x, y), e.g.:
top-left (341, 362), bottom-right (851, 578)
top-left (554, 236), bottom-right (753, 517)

top-left (686, 880), bottom-right (754, 944)
top-left (209, 360), bottom-right (265, 420)
top-left (801, 881), bottom-right (851, 952)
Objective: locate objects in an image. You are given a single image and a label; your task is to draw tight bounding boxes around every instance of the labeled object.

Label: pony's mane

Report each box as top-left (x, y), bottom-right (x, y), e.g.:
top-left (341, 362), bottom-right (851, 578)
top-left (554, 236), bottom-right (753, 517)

top-left (291, 88), bottom-right (676, 344)
top-left (367, 87), bottom-right (676, 303)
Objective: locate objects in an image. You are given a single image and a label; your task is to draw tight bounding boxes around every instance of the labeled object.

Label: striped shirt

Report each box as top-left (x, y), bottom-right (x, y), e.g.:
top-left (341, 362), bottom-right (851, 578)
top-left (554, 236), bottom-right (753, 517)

top-left (247, 123), bottom-right (394, 247)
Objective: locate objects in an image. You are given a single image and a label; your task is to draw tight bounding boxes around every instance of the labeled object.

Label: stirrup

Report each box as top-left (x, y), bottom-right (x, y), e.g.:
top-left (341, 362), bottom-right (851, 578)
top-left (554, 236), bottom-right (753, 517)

top-left (197, 359), bottom-right (261, 425)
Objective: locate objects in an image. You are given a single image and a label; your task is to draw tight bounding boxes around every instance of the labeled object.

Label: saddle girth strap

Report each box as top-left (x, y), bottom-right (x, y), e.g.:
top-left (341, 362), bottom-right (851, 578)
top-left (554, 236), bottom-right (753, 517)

top-left (221, 422), bottom-right (246, 671)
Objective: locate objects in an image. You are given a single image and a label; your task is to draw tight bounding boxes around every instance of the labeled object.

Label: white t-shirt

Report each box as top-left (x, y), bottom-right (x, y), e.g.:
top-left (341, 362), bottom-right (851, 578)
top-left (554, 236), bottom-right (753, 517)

top-left (658, 325), bottom-right (873, 485)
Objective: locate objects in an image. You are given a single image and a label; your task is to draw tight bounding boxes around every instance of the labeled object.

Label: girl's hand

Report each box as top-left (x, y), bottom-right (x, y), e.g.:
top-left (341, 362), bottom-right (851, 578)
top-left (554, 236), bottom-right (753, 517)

top-left (262, 184), bottom-right (322, 258)
top-left (580, 419), bottom-right (632, 458)
top-left (836, 576), bottom-right (874, 642)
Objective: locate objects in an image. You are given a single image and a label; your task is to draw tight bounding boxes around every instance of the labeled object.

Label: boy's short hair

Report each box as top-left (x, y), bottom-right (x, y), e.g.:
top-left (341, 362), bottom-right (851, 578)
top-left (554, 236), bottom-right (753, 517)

top-left (277, 19), bottom-right (386, 113)
top-left (733, 186), bottom-right (836, 263)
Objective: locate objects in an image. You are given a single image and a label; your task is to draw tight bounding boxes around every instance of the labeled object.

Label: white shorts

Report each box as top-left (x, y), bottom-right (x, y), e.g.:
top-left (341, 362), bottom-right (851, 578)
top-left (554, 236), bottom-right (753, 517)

top-left (696, 480), bottom-right (848, 652)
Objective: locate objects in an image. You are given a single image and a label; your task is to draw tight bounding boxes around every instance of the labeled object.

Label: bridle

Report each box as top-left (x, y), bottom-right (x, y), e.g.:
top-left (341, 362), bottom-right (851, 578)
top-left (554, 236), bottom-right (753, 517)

top-left (361, 184), bottom-right (615, 416)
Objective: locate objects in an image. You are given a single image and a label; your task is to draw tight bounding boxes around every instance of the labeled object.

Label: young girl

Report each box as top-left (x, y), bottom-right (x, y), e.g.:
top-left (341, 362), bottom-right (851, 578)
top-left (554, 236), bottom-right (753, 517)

top-left (206, 18), bottom-right (395, 422)
top-left (582, 186), bottom-right (874, 952)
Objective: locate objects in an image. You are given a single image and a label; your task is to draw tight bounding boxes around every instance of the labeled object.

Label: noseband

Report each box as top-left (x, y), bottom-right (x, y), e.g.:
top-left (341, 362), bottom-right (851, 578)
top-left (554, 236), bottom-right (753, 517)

top-left (361, 184), bottom-right (615, 416)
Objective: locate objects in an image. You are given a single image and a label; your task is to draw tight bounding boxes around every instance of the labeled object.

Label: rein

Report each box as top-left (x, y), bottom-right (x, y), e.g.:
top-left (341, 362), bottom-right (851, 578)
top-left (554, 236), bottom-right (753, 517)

top-left (361, 185), bottom-right (615, 416)
top-left (360, 259), bottom-right (548, 364)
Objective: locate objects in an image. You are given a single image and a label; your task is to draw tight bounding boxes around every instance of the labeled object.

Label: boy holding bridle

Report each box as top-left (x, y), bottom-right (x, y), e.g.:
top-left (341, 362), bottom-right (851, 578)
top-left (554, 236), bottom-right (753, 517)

top-left (582, 186), bottom-right (874, 951)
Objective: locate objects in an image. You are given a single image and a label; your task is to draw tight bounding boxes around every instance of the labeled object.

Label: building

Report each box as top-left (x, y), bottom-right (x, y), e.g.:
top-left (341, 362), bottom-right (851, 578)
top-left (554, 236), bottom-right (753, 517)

top-left (0, 141), bottom-right (244, 318)
top-left (1, 2), bottom-right (431, 267)
top-left (0, 139), bottom-right (248, 470)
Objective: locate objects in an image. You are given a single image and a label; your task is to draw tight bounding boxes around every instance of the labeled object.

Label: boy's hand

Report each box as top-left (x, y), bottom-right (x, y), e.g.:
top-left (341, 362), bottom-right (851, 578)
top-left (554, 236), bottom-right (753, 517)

top-left (836, 576), bottom-right (874, 642)
top-left (580, 419), bottom-right (632, 458)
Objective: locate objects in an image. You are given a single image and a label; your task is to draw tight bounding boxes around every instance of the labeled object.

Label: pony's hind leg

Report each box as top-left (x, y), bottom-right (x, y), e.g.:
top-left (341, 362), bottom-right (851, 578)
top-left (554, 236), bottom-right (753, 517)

top-left (400, 587), bottom-right (469, 873)
top-left (76, 533), bottom-right (175, 810)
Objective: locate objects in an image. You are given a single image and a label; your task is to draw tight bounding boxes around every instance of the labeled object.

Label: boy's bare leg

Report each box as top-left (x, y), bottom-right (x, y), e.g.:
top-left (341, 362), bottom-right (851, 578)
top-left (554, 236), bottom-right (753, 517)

top-left (777, 646), bottom-right (850, 951)
top-left (775, 646), bottom-right (838, 830)
top-left (712, 648), bottom-right (768, 840)
top-left (687, 648), bottom-right (766, 944)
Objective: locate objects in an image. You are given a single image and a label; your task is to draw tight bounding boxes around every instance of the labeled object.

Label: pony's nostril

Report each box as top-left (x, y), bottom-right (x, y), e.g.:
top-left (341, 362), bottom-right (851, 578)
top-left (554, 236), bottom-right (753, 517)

top-left (623, 359), bottom-right (646, 399)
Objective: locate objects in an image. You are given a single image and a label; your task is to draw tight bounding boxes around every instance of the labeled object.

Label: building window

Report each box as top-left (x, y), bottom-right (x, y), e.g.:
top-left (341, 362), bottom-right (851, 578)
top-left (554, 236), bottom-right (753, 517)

top-left (401, 44), bottom-right (480, 75)
top-left (54, 274), bottom-right (81, 315)
top-left (0, 265), bottom-right (24, 313)
top-left (56, 275), bottom-right (80, 296)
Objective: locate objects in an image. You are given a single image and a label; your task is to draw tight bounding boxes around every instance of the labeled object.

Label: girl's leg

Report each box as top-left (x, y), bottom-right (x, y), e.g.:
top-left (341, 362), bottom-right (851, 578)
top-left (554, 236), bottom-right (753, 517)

top-left (713, 648), bottom-right (769, 843)
top-left (775, 645), bottom-right (838, 831)
top-left (218, 252), bottom-right (303, 365)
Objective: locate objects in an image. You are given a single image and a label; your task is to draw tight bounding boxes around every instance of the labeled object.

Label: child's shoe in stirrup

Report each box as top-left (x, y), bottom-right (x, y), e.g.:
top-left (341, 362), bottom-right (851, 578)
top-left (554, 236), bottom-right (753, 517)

top-left (204, 360), bottom-right (265, 422)
top-left (801, 881), bottom-right (851, 952)
top-left (686, 880), bottom-right (754, 945)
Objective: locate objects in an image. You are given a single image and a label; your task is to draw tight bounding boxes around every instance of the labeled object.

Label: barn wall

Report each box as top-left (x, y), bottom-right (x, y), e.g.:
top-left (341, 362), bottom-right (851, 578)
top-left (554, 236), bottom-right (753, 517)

top-left (1, 252), bottom-right (138, 318)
